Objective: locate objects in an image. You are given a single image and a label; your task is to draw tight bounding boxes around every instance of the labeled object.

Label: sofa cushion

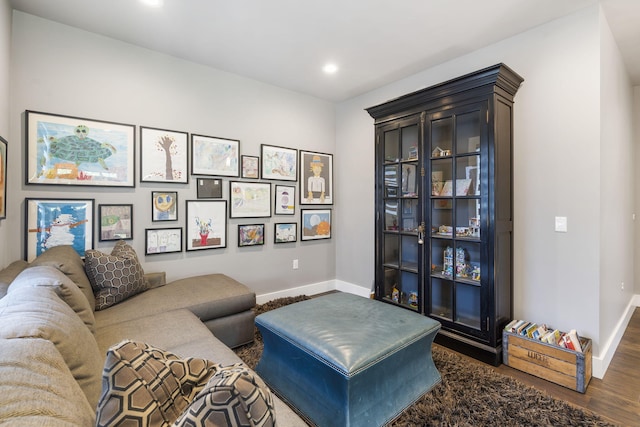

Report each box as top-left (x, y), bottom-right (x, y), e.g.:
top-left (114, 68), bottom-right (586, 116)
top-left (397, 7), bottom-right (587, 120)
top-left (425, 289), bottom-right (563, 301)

top-left (0, 259), bottom-right (28, 298)
top-left (0, 338), bottom-right (96, 426)
top-left (8, 265), bottom-right (96, 334)
top-left (96, 340), bottom-right (218, 427)
top-left (0, 286), bottom-right (102, 408)
top-left (85, 240), bottom-right (148, 310)
top-left (30, 244), bottom-right (96, 311)
top-left (174, 364), bottom-right (276, 427)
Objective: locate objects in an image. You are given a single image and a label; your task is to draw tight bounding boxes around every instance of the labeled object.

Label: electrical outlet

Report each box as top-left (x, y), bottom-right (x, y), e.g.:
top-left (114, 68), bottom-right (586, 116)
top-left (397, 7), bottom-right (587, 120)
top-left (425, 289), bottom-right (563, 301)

top-left (293, 259), bottom-right (299, 270)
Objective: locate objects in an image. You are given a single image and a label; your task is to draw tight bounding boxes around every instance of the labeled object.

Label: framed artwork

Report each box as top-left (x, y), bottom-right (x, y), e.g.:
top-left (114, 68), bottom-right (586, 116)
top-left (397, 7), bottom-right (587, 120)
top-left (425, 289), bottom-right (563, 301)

top-left (186, 200), bottom-right (227, 251)
top-left (140, 127), bottom-right (188, 183)
top-left (300, 150), bottom-right (333, 205)
top-left (301, 209), bottom-right (331, 241)
top-left (25, 110), bottom-right (135, 187)
top-left (274, 185), bottom-right (295, 215)
top-left (229, 181), bottom-right (271, 218)
top-left (25, 198), bottom-right (94, 262)
top-left (98, 204), bottom-right (133, 241)
top-left (196, 178), bottom-right (223, 198)
top-left (152, 191), bottom-right (178, 221)
top-left (145, 227), bottom-right (182, 255)
top-left (274, 223), bottom-right (297, 244)
top-left (260, 144), bottom-right (297, 181)
top-left (0, 136), bottom-right (6, 220)
top-left (191, 134), bottom-right (239, 177)
top-left (241, 155), bottom-right (259, 179)
top-left (238, 224), bottom-right (265, 247)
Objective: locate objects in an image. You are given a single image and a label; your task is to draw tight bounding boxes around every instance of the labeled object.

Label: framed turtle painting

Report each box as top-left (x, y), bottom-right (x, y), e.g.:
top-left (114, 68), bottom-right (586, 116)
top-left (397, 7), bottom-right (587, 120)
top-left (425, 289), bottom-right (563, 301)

top-left (25, 110), bottom-right (136, 187)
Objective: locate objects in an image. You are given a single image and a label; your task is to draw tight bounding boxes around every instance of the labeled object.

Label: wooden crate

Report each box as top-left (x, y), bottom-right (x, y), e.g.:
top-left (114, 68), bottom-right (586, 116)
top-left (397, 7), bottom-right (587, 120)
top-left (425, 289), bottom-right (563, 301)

top-left (502, 330), bottom-right (592, 393)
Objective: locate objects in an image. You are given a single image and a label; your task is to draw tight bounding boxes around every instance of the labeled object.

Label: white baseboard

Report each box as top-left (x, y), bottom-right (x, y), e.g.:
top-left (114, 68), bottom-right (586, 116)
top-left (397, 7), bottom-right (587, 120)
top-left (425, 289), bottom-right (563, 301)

top-left (258, 282), bottom-right (639, 379)
top-left (591, 293), bottom-right (640, 379)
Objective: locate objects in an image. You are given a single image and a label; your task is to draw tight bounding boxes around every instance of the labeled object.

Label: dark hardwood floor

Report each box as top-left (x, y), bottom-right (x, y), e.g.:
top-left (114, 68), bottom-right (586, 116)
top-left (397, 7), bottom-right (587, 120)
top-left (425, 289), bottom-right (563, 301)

top-left (490, 307), bottom-right (640, 427)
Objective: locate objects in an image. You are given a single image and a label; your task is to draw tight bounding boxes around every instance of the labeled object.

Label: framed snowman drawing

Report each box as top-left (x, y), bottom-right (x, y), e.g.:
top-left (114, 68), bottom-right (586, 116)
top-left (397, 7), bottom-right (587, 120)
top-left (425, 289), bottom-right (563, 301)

top-left (25, 198), bottom-right (94, 262)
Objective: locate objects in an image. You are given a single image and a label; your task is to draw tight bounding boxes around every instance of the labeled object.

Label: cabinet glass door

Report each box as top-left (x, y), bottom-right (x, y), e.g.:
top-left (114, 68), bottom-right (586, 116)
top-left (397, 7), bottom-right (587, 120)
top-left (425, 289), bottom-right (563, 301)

top-left (379, 119), bottom-right (421, 311)
top-left (428, 107), bottom-right (484, 332)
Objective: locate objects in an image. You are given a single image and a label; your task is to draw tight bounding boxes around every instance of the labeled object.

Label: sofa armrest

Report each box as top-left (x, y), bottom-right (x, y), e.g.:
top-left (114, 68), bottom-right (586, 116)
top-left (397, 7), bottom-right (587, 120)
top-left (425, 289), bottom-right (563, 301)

top-left (145, 272), bottom-right (166, 289)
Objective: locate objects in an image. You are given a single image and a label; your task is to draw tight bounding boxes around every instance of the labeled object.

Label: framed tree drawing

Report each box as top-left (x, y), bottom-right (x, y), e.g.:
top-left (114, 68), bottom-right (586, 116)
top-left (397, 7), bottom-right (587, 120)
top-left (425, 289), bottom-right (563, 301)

top-left (300, 150), bottom-right (333, 205)
top-left (261, 144), bottom-right (297, 181)
top-left (229, 181), bottom-right (271, 218)
top-left (238, 224), bottom-right (265, 247)
top-left (0, 136), bottom-right (6, 220)
top-left (186, 200), bottom-right (227, 251)
top-left (301, 209), bottom-right (331, 241)
top-left (25, 198), bottom-right (94, 262)
top-left (191, 134), bottom-right (239, 177)
top-left (140, 127), bottom-right (189, 183)
top-left (26, 110), bottom-right (135, 187)
top-left (145, 227), bottom-right (182, 255)
top-left (98, 204), bottom-right (133, 241)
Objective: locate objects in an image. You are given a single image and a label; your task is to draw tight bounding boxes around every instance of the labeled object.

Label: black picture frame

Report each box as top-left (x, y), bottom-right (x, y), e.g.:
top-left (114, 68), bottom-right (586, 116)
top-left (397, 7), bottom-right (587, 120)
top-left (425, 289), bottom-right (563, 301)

top-left (140, 126), bottom-right (189, 184)
top-left (238, 224), bottom-right (265, 247)
top-left (0, 135), bottom-right (6, 220)
top-left (196, 178), bottom-right (223, 199)
top-left (145, 227), bottom-right (183, 255)
top-left (185, 200), bottom-right (227, 251)
top-left (152, 191), bottom-right (178, 221)
top-left (98, 204), bottom-right (133, 241)
top-left (274, 223), bottom-right (297, 244)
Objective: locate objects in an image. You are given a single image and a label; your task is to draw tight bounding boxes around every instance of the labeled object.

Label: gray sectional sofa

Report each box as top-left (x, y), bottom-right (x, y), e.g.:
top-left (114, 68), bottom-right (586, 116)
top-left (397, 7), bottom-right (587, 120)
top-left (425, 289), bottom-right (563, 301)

top-left (0, 244), bottom-right (305, 426)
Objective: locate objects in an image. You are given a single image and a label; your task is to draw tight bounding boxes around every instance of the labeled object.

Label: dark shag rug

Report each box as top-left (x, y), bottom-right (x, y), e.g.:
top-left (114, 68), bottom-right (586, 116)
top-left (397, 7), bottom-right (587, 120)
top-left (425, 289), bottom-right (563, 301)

top-left (234, 296), bottom-right (615, 427)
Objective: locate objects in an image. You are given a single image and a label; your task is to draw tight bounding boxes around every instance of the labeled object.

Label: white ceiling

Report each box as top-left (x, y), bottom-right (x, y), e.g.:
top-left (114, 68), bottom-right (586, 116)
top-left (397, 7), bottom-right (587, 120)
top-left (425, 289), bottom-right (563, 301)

top-left (8, 0), bottom-right (640, 102)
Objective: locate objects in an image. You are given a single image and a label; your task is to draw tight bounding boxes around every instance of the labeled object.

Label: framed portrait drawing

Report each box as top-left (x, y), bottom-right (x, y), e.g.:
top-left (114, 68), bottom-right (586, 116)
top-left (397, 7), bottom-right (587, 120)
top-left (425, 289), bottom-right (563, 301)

top-left (229, 181), bottom-right (271, 218)
top-left (25, 198), bottom-right (94, 262)
top-left (186, 200), bottom-right (227, 251)
top-left (145, 227), bottom-right (182, 255)
top-left (152, 191), bottom-right (178, 221)
top-left (301, 209), bottom-right (331, 241)
top-left (140, 127), bottom-right (189, 183)
top-left (98, 204), bottom-right (133, 241)
top-left (0, 136), bottom-right (6, 220)
top-left (260, 144), bottom-right (297, 181)
top-left (274, 223), bottom-right (297, 244)
top-left (191, 134), bottom-right (239, 177)
top-left (25, 110), bottom-right (135, 187)
top-left (238, 224), bottom-right (265, 247)
top-left (274, 185), bottom-right (295, 215)
top-left (300, 150), bottom-right (333, 205)
top-left (241, 155), bottom-right (259, 179)
top-left (196, 178), bottom-right (223, 199)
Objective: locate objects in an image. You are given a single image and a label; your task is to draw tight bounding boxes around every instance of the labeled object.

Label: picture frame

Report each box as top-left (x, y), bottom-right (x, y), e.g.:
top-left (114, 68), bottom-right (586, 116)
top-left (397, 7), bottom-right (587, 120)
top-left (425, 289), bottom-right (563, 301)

top-left (300, 150), bottom-right (333, 205)
top-left (98, 204), bottom-right (133, 241)
top-left (261, 144), bottom-right (297, 181)
top-left (274, 223), bottom-right (297, 244)
top-left (241, 155), bottom-right (259, 179)
top-left (145, 227), bottom-right (182, 255)
top-left (238, 224), bottom-right (265, 247)
top-left (301, 209), bottom-right (331, 241)
top-left (26, 110), bottom-right (135, 187)
top-left (196, 178), bottom-right (223, 199)
top-left (152, 191), bottom-right (178, 221)
top-left (25, 197), bottom-right (94, 262)
top-left (274, 184), bottom-right (295, 215)
top-left (0, 136), bottom-right (6, 220)
top-left (186, 200), bottom-right (227, 251)
top-left (191, 134), bottom-right (239, 177)
top-left (140, 127), bottom-right (189, 183)
top-left (229, 181), bottom-right (271, 218)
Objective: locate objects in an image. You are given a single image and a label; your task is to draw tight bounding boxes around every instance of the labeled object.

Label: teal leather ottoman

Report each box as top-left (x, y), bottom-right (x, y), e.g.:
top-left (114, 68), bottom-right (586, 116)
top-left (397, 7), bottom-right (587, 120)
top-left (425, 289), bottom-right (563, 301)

top-left (255, 293), bottom-right (441, 427)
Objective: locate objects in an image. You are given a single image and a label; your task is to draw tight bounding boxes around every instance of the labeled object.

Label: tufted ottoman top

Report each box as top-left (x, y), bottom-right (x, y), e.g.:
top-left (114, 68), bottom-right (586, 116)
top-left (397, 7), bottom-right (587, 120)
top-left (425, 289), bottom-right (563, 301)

top-left (255, 292), bottom-right (440, 376)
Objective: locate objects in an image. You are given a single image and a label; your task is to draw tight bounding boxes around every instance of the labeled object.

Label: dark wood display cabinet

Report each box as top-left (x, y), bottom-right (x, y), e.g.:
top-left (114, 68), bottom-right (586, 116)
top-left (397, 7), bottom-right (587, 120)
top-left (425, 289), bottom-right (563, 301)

top-left (366, 64), bottom-right (523, 365)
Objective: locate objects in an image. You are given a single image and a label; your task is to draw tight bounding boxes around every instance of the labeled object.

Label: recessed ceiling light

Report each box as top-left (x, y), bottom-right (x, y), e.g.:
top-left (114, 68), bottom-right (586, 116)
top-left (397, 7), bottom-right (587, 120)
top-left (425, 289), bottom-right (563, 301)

top-left (323, 63), bottom-right (338, 74)
top-left (140, 0), bottom-right (163, 7)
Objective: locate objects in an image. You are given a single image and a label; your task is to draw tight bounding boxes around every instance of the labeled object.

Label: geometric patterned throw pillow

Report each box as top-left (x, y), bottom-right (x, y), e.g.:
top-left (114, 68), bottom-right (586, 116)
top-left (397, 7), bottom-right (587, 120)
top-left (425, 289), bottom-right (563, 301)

top-left (173, 364), bottom-right (276, 427)
top-left (85, 240), bottom-right (148, 310)
top-left (96, 340), bottom-right (219, 427)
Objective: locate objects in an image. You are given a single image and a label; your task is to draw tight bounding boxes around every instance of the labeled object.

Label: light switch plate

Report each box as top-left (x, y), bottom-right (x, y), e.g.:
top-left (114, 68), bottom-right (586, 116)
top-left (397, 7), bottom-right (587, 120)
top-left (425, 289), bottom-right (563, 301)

top-left (555, 216), bottom-right (567, 232)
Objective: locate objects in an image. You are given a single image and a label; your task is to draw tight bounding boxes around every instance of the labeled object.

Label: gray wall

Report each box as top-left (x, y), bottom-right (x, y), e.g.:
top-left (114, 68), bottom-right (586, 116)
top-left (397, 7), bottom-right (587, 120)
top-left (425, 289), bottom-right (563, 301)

top-left (7, 12), bottom-right (336, 295)
top-left (334, 4), bottom-right (636, 373)
top-left (0, 0), bottom-right (11, 266)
